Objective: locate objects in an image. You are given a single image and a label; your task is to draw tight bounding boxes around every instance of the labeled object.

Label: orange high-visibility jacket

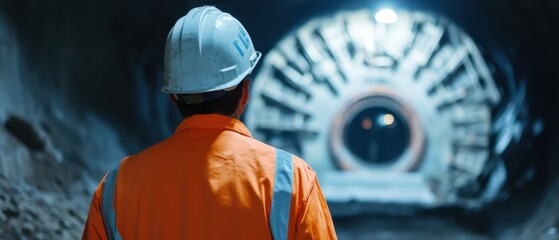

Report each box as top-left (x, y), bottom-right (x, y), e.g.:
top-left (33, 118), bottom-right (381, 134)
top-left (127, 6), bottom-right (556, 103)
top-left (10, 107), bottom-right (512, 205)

top-left (82, 114), bottom-right (337, 239)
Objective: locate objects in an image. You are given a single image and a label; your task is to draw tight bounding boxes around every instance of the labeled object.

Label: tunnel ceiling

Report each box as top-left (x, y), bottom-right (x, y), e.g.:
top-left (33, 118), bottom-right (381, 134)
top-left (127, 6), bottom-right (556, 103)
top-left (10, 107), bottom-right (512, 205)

top-left (0, 0), bottom-right (557, 143)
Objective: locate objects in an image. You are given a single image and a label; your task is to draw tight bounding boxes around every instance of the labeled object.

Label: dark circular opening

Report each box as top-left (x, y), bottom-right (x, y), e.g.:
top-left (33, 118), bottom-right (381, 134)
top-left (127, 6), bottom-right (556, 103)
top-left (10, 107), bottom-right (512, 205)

top-left (344, 106), bottom-right (410, 165)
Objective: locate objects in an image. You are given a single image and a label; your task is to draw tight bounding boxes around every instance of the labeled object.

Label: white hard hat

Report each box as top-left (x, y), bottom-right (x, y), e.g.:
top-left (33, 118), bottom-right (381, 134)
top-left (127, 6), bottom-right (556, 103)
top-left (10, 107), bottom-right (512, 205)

top-left (162, 6), bottom-right (262, 94)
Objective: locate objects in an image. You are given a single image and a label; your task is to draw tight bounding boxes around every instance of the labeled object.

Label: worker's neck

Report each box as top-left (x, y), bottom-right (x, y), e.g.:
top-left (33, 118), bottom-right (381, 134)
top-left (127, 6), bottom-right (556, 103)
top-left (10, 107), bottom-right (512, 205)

top-left (184, 113), bottom-right (240, 120)
top-left (229, 112), bottom-right (241, 120)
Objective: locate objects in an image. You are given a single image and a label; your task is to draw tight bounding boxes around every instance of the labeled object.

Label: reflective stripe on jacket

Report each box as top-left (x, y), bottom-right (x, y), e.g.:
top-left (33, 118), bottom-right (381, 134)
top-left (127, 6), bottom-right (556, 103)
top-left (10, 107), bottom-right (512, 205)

top-left (82, 114), bottom-right (337, 240)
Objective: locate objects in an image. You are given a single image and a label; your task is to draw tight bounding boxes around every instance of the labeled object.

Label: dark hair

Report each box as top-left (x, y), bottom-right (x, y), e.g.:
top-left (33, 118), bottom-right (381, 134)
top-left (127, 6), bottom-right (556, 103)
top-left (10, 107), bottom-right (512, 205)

top-left (176, 80), bottom-right (245, 118)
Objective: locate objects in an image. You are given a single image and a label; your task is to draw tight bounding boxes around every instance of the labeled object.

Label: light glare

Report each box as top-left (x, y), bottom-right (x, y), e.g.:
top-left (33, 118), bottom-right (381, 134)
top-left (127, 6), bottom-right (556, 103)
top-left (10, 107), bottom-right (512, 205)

top-left (383, 114), bottom-right (395, 126)
top-left (375, 8), bottom-right (398, 24)
top-left (362, 117), bottom-right (373, 130)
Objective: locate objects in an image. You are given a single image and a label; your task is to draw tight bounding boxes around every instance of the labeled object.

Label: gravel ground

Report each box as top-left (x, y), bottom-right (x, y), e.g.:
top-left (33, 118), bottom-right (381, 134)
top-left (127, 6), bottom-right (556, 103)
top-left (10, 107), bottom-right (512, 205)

top-left (0, 176), bottom-right (88, 239)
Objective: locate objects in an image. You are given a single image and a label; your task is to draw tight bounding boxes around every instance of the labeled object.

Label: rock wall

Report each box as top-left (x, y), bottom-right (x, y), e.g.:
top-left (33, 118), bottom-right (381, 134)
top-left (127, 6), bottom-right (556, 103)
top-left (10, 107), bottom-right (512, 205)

top-left (0, 13), bottom-right (126, 239)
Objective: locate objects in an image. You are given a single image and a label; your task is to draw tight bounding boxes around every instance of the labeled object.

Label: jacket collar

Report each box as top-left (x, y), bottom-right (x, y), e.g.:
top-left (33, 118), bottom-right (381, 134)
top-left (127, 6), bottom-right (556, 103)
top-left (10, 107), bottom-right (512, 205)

top-left (174, 114), bottom-right (253, 138)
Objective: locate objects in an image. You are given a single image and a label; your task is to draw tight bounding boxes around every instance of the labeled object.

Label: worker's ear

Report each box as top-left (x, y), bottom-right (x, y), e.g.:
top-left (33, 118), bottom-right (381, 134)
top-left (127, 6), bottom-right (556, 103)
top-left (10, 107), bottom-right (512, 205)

top-left (234, 79), bottom-right (251, 119)
top-left (241, 79), bottom-right (251, 105)
top-left (169, 94), bottom-right (179, 105)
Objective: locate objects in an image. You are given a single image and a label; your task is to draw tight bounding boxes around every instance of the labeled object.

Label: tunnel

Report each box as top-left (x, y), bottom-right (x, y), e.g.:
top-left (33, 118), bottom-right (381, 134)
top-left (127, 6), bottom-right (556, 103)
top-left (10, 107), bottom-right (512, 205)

top-left (0, 0), bottom-right (558, 239)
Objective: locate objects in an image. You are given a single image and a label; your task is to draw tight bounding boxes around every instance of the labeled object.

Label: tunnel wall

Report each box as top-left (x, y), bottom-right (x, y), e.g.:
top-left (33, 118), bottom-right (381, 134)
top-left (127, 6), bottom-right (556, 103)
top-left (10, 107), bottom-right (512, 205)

top-left (0, 0), bottom-right (558, 239)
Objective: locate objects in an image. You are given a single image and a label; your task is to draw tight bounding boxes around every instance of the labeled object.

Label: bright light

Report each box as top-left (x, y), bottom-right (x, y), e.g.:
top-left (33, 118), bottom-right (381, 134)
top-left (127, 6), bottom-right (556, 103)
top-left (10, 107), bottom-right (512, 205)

top-left (383, 114), bottom-right (395, 126)
top-left (375, 8), bottom-right (398, 24)
top-left (362, 117), bottom-right (373, 130)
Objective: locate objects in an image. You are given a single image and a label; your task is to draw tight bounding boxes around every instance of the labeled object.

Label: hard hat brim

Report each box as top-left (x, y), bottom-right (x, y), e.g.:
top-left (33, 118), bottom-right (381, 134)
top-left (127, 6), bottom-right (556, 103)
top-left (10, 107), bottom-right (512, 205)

top-left (162, 51), bottom-right (261, 94)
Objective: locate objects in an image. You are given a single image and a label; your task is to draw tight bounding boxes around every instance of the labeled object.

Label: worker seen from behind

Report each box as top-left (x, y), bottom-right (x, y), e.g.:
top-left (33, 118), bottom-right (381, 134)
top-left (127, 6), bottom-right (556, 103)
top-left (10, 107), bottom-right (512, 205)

top-left (82, 5), bottom-right (337, 240)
